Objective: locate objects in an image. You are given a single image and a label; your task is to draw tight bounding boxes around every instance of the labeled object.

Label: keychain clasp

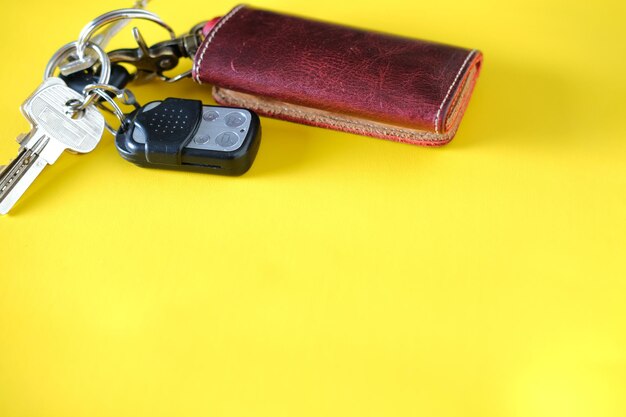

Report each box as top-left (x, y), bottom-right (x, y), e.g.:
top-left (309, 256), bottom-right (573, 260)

top-left (107, 21), bottom-right (207, 84)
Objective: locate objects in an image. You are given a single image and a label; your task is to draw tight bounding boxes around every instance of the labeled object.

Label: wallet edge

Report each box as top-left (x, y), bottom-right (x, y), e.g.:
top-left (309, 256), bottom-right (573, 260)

top-left (213, 87), bottom-right (459, 146)
top-left (437, 50), bottom-right (483, 135)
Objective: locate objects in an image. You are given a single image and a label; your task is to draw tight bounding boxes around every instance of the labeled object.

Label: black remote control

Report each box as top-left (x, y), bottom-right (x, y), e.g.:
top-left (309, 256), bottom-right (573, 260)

top-left (115, 98), bottom-right (262, 176)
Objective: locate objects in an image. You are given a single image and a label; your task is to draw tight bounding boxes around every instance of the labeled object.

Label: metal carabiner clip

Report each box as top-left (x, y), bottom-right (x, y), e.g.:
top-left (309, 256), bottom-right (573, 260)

top-left (106, 21), bottom-right (208, 84)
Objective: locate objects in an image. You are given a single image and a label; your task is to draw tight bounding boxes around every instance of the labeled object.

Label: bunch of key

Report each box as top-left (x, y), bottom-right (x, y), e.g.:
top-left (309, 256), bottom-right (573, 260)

top-left (0, 77), bottom-right (106, 215)
top-left (0, 6), bottom-right (261, 216)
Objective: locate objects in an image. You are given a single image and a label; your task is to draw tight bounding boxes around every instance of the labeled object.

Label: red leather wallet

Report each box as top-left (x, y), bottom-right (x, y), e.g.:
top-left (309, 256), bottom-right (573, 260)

top-left (193, 5), bottom-right (483, 146)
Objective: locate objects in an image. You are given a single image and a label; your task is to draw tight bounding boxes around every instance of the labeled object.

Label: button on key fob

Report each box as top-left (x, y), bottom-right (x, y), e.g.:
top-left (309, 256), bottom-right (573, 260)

top-left (115, 98), bottom-right (261, 176)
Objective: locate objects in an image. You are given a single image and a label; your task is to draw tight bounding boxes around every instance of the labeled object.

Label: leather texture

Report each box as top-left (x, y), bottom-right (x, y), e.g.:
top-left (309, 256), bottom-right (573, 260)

top-left (193, 5), bottom-right (483, 146)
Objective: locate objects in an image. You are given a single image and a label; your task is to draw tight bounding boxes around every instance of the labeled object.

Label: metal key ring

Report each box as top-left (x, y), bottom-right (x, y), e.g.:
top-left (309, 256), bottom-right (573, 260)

top-left (82, 84), bottom-right (142, 135)
top-left (83, 84), bottom-right (139, 108)
top-left (75, 9), bottom-right (176, 60)
top-left (44, 41), bottom-right (111, 85)
top-left (81, 89), bottom-right (128, 136)
top-left (92, 90), bottom-right (126, 136)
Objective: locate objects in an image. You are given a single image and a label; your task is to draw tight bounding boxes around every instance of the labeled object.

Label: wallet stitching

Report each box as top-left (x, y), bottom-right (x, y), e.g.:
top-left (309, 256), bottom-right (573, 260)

top-left (434, 49), bottom-right (476, 134)
top-left (193, 4), bottom-right (246, 84)
top-left (214, 87), bottom-right (450, 142)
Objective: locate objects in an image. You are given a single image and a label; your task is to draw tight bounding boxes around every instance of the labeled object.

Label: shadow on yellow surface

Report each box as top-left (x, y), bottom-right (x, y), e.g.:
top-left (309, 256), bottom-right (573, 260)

top-left (456, 58), bottom-right (580, 150)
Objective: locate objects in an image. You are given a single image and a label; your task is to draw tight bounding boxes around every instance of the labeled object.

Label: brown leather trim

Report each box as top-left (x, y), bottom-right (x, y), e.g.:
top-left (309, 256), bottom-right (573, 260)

top-left (444, 64), bottom-right (479, 132)
top-left (213, 87), bottom-right (460, 144)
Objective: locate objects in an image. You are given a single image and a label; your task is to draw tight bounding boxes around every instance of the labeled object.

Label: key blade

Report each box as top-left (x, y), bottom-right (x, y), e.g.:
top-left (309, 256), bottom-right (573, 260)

top-left (0, 136), bottom-right (49, 215)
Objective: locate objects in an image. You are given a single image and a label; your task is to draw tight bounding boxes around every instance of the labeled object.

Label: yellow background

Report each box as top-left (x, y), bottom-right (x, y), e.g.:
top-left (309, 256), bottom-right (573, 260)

top-left (1, 0), bottom-right (625, 416)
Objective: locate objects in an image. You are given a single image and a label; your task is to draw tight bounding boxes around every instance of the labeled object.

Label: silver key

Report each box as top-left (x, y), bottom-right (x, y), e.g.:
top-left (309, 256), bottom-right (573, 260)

top-left (0, 78), bottom-right (105, 215)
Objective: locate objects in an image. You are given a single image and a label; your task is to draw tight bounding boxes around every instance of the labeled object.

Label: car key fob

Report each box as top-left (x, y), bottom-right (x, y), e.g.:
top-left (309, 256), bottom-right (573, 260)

top-left (115, 98), bottom-right (261, 176)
